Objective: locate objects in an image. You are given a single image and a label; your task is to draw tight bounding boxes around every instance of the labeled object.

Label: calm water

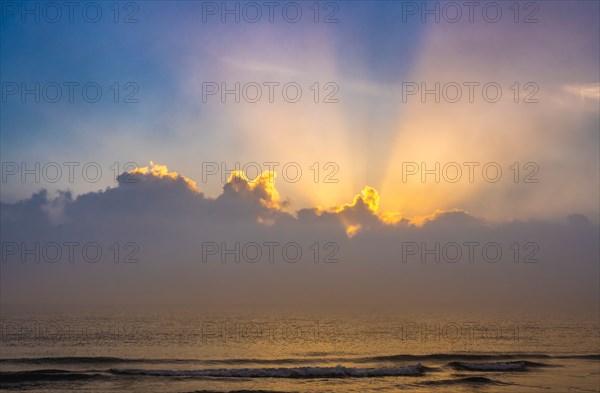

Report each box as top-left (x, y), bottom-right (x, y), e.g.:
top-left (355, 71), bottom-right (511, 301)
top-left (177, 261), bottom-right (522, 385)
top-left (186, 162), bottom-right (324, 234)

top-left (1, 309), bottom-right (598, 392)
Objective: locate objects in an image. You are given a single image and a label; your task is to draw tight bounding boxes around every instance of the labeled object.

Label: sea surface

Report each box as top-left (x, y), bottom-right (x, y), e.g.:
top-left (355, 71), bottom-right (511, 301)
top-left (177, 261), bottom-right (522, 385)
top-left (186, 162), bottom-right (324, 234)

top-left (1, 308), bottom-right (598, 392)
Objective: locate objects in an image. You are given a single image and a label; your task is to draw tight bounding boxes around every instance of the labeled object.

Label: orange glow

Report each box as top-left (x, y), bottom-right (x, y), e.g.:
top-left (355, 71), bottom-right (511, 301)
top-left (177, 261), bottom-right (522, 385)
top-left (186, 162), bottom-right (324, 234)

top-left (132, 161), bottom-right (201, 192)
top-left (129, 164), bottom-right (464, 234)
top-left (345, 224), bottom-right (361, 238)
top-left (227, 170), bottom-right (282, 210)
top-left (335, 186), bottom-right (380, 213)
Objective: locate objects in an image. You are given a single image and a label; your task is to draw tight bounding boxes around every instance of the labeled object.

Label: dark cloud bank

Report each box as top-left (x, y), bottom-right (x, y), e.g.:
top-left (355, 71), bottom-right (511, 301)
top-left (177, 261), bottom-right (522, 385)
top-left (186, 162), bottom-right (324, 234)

top-left (1, 167), bottom-right (598, 314)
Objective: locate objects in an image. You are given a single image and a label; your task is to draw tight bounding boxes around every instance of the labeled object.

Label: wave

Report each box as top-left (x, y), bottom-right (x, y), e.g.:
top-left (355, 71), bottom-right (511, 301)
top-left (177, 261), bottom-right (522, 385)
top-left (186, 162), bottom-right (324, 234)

top-left (1, 353), bottom-right (596, 366)
top-left (370, 353), bottom-right (547, 362)
top-left (0, 356), bottom-right (328, 366)
top-left (0, 356), bottom-right (188, 365)
top-left (109, 364), bottom-right (426, 378)
top-left (0, 369), bottom-right (104, 383)
top-left (369, 353), bottom-right (600, 363)
top-left (448, 360), bottom-right (553, 372)
top-left (185, 391), bottom-right (293, 393)
top-left (555, 354), bottom-right (600, 360)
top-left (201, 358), bottom-right (333, 366)
top-left (418, 376), bottom-right (508, 386)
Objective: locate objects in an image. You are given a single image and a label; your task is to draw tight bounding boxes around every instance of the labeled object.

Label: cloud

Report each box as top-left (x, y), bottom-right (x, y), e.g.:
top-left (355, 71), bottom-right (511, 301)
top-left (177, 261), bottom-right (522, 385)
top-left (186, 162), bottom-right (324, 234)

top-left (0, 164), bottom-right (598, 314)
top-left (128, 161), bottom-right (202, 193)
top-left (222, 170), bottom-right (285, 210)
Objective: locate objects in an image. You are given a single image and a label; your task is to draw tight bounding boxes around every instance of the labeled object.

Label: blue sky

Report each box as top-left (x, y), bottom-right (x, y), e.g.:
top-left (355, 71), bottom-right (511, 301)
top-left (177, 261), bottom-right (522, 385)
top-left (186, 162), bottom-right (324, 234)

top-left (1, 1), bottom-right (598, 221)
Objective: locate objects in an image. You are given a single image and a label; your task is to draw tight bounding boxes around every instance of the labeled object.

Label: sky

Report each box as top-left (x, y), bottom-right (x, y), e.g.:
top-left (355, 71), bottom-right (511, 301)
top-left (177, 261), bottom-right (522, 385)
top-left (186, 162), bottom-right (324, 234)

top-left (1, 1), bottom-right (599, 312)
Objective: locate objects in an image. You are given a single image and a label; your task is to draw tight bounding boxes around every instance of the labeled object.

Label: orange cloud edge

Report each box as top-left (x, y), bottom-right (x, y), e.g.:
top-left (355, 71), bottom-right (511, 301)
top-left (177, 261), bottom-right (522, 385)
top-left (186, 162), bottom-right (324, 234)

top-left (130, 162), bottom-right (466, 237)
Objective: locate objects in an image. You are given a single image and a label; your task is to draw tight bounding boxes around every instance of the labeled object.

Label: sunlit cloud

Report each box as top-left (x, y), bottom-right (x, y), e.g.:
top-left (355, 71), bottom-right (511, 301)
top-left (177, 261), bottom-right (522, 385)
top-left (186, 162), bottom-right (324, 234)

top-left (226, 170), bottom-right (284, 210)
top-left (131, 161), bottom-right (202, 192)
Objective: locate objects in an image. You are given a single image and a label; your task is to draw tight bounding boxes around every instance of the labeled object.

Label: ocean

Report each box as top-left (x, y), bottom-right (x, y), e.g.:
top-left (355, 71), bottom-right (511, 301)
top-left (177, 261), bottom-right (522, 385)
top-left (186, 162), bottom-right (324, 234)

top-left (1, 308), bottom-right (598, 392)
